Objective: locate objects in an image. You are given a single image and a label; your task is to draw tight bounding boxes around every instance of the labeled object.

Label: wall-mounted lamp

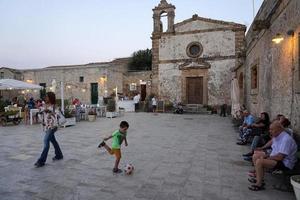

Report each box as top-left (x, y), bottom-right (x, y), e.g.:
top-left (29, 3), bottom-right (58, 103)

top-left (272, 30), bottom-right (295, 44)
top-left (272, 33), bottom-right (284, 44)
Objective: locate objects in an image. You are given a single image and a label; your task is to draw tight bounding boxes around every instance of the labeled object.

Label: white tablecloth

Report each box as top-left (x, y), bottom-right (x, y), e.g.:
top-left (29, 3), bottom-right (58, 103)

top-left (30, 109), bottom-right (39, 125)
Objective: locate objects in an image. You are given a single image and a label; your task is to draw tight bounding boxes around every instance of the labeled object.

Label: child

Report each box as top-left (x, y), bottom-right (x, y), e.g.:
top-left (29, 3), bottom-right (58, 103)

top-left (98, 121), bottom-right (129, 173)
top-left (151, 96), bottom-right (157, 113)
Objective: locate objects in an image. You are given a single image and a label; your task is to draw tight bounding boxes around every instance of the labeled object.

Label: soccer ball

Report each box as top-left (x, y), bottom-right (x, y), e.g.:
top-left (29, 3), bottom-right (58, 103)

top-left (124, 164), bottom-right (134, 175)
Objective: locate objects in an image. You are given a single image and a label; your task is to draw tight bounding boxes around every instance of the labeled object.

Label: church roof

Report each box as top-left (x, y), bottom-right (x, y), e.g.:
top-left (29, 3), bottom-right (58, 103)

top-left (175, 14), bottom-right (246, 29)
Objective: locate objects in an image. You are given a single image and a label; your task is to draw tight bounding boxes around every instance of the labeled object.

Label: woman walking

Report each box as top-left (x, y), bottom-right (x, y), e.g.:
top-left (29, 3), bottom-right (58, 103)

top-left (34, 92), bottom-right (63, 168)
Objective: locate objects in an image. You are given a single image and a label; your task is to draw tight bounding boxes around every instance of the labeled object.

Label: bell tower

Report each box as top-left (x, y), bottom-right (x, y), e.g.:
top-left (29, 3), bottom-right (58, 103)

top-left (152, 0), bottom-right (175, 33)
top-left (151, 0), bottom-right (176, 95)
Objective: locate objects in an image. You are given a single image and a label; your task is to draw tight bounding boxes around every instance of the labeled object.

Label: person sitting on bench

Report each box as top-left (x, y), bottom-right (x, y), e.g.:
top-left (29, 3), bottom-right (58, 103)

top-left (248, 121), bottom-right (297, 191)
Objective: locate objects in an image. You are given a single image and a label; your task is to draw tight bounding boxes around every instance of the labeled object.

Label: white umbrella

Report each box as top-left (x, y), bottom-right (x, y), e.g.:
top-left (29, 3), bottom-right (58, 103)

top-left (0, 79), bottom-right (42, 90)
top-left (231, 78), bottom-right (240, 118)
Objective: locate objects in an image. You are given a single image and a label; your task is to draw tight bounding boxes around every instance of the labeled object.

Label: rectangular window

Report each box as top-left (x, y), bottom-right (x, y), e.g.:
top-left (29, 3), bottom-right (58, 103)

top-left (79, 76), bottom-right (84, 82)
top-left (0, 72), bottom-right (4, 79)
top-left (251, 65), bottom-right (258, 89)
top-left (129, 83), bottom-right (137, 91)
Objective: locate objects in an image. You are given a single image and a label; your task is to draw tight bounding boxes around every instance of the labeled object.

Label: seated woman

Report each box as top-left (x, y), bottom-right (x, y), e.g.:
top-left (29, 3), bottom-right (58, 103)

top-left (251, 112), bottom-right (270, 136)
top-left (237, 112), bottom-right (270, 145)
top-left (242, 112), bottom-right (270, 156)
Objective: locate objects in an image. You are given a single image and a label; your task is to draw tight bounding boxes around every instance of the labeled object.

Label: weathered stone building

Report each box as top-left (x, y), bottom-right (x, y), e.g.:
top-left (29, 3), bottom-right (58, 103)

top-left (21, 58), bottom-right (129, 104)
top-left (241, 0), bottom-right (300, 130)
top-left (1, 59), bottom-right (152, 105)
top-left (151, 0), bottom-right (246, 105)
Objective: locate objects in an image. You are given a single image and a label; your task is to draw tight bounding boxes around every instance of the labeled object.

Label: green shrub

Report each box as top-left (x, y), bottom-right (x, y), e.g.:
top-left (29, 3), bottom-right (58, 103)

top-left (64, 109), bottom-right (75, 118)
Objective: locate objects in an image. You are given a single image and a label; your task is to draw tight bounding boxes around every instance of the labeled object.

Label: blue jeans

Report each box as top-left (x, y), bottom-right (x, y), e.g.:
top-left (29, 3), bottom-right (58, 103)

top-left (250, 135), bottom-right (262, 151)
top-left (37, 127), bottom-right (63, 164)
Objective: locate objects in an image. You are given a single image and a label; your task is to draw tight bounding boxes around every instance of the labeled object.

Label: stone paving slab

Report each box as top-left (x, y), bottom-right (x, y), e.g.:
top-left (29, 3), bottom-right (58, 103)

top-left (0, 113), bottom-right (296, 200)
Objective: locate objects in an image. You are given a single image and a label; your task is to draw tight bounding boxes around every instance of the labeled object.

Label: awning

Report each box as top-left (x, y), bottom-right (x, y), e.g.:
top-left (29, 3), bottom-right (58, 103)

top-left (0, 79), bottom-right (42, 90)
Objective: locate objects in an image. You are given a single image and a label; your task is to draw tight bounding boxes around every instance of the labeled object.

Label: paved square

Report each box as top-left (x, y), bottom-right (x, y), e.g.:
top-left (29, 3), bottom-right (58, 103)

top-left (0, 113), bottom-right (295, 200)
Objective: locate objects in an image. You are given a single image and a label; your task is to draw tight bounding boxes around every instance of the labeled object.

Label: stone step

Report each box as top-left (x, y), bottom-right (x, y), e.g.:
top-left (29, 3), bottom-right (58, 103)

top-left (183, 104), bottom-right (210, 114)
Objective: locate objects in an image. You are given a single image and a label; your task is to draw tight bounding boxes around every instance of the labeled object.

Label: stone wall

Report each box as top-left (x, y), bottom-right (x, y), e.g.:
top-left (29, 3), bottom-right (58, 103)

top-left (244, 0), bottom-right (300, 130)
top-left (158, 31), bottom-right (236, 61)
top-left (123, 71), bottom-right (152, 99)
top-left (22, 59), bottom-right (127, 104)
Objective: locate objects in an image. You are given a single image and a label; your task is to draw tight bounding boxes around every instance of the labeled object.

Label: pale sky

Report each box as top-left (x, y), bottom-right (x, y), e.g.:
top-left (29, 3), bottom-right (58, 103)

top-left (0, 0), bottom-right (263, 69)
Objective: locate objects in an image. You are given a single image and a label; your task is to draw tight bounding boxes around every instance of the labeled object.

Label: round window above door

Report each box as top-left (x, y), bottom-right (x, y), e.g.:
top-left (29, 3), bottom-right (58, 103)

top-left (186, 42), bottom-right (203, 58)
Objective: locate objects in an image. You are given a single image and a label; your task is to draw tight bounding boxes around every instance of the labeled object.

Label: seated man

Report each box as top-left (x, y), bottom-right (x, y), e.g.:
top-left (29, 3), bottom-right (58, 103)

top-left (248, 121), bottom-right (297, 191)
top-left (236, 110), bottom-right (255, 145)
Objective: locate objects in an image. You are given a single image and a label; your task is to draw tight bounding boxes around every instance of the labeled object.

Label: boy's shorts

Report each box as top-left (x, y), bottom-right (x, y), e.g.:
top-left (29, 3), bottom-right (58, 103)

top-left (110, 148), bottom-right (121, 159)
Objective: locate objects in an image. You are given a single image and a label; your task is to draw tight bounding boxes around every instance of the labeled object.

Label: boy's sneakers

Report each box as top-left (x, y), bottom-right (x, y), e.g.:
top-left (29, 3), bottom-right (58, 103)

top-left (113, 168), bottom-right (122, 173)
top-left (98, 141), bottom-right (106, 148)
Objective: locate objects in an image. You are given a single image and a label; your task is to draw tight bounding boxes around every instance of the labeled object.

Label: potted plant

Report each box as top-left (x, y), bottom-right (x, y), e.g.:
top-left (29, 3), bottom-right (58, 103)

top-left (106, 99), bottom-right (116, 118)
top-left (88, 108), bottom-right (97, 122)
top-left (291, 175), bottom-right (300, 200)
top-left (63, 109), bottom-right (76, 127)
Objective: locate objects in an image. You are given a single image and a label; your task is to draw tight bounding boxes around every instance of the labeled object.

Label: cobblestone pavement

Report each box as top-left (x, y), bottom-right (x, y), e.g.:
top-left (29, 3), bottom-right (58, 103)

top-left (0, 113), bottom-right (296, 200)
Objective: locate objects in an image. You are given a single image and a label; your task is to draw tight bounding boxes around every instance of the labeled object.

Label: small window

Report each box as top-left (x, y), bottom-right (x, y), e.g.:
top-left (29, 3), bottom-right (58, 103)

top-left (251, 65), bottom-right (258, 89)
top-left (79, 76), bottom-right (84, 82)
top-left (129, 83), bottom-right (137, 91)
top-left (0, 72), bottom-right (4, 79)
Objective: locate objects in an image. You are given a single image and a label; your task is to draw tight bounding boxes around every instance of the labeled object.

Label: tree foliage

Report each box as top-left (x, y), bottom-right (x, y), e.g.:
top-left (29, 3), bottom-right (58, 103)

top-left (128, 49), bottom-right (152, 71)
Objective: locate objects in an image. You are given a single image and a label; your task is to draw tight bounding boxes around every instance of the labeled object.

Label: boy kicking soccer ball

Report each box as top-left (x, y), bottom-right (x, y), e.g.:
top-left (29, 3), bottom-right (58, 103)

top-left (98, 121), bottom-right (129, 173)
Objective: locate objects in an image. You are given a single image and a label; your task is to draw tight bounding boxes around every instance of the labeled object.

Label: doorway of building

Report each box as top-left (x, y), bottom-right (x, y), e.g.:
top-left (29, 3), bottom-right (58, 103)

top-left (186, 77), bottom-right (203, 104)
top-left (90, 83), bottom-right (98, 104)
top-left (140, 84), bottom-right (146, 101)
top-left (39, 83), bottom-right (46, 100)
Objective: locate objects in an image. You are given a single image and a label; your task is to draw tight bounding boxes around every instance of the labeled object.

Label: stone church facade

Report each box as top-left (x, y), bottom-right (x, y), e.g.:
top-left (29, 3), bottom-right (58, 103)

top-left (151, 0), bottom-right (246, 105)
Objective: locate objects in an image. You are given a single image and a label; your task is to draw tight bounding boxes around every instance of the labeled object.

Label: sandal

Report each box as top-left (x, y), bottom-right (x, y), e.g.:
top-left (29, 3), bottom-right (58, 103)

top-left (248, 184), bottom-right (265, 191)
top-left (248, 178), bottom-right (265, 185)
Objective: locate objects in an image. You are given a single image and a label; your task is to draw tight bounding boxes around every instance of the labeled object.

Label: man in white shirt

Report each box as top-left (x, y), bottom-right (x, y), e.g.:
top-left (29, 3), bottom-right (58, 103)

top-left (133, 93), bottom-right (140, 112)
top-left (248, 121), bottom-right (297, 191)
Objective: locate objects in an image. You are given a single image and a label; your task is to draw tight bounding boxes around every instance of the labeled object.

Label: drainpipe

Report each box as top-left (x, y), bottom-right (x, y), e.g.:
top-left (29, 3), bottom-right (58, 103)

top-left (289, 30), bottom-right (295, 123)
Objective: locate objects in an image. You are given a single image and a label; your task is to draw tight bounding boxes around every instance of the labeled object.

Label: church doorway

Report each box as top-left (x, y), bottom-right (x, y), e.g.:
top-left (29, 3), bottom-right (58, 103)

top-left (186, 77), bottom-right (203, 104)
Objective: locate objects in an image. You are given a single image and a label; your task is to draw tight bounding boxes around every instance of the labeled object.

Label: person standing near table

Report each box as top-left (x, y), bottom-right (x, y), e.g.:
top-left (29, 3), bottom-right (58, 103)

top-left (133, 93), bottom-right (140, 112)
